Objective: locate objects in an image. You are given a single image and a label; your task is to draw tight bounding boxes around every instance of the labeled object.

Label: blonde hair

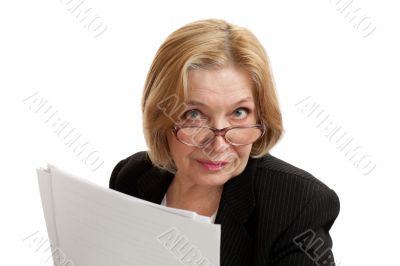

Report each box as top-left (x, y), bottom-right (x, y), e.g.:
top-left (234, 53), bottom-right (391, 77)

top-left (142, 19), bottom-right (283, 173)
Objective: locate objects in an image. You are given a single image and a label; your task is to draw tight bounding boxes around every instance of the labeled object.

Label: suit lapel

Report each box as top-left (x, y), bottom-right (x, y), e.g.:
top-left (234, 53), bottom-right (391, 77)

top-left (215, 157), bottom-right (257, 265)
top-left (215, 157), bottom-right (256, 224)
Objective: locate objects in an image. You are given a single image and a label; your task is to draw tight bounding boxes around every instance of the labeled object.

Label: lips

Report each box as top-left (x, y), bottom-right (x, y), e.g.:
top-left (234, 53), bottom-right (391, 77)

top-left (196, 159), bottom-right (228, 171)
top-left (197, 159), bottom-right (228, 165)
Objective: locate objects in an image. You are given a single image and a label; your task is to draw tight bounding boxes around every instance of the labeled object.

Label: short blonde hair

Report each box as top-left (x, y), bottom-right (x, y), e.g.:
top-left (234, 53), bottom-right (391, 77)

top-left (142, 19), bottom-right (283, 173)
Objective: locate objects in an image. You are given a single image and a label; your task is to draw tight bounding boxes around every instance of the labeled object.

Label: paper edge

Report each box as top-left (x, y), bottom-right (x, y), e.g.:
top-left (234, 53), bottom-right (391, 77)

top-left (36, 167), bottom-right (60, 266)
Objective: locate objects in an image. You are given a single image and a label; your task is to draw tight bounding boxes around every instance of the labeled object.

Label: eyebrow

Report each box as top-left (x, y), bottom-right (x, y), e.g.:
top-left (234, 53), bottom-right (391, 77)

top-left (186, 96), bottom-right (254, 107)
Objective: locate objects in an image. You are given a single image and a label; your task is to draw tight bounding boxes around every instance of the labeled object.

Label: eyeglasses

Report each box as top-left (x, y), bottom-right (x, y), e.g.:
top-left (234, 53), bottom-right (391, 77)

top-left (172, 124), bottom-right (266, 148)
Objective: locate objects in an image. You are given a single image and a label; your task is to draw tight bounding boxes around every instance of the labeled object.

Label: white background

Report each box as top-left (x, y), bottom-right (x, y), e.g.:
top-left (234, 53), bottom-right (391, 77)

top-left (1, 0), bottom-right (399, 265)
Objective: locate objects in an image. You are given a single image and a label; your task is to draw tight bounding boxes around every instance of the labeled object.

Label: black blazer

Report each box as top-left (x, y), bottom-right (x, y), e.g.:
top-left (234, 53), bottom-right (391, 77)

top-left (109, 151), bottom-right (340, 266)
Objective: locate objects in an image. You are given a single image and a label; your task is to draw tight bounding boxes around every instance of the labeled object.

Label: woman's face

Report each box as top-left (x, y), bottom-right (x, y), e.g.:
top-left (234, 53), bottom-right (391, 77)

top-left (167, 65), bottom-right (257, 187)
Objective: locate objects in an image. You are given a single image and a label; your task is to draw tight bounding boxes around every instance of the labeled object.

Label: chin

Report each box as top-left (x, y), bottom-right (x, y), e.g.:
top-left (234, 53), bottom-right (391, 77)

top-left (197, 174), bottom-right (232, 187)
top-left (197, 165), bottom-right (239, 186)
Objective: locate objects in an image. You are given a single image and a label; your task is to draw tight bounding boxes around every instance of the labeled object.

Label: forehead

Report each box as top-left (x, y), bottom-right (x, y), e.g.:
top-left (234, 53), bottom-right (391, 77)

top-left (186, 66), bottom-right (254, 106)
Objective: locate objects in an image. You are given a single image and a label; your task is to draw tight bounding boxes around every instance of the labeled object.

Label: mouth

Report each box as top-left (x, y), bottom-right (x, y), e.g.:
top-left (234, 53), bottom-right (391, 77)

top-left (196, 159), bottom-right (228, 171)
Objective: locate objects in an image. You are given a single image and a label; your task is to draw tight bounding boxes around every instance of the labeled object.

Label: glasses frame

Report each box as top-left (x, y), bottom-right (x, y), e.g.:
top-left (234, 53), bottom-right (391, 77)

top-left (172, 123), bottom-right (266, 147)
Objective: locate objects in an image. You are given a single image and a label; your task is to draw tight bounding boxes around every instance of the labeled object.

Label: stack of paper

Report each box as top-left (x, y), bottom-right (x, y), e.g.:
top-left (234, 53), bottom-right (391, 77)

top-left (37, 164), bottom-right (220, 266)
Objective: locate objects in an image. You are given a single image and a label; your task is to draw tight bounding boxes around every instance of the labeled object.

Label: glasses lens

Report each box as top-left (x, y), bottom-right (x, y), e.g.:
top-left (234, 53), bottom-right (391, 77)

top-left (177, 127), bottom-right (214, 146)
top-left (226, 127), bottom-right (263, 145)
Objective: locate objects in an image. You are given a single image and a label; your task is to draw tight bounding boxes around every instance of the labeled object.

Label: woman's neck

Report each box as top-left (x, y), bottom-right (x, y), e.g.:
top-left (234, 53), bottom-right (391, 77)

top-left (165, 177), bottom-right (222, 217)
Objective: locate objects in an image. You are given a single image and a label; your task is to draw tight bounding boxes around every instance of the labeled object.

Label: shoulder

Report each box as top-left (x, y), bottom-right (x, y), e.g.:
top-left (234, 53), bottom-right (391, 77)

top-left (248, 154), bottom-right (340, 264)
top-left (250, 153), bottom-right (340, 239)
top-left (109, 151), bottom-right (173, 203)
top-left (252, 153), bottom-right (339, 202)
top-left (109, 151), bottom-right (154, 190)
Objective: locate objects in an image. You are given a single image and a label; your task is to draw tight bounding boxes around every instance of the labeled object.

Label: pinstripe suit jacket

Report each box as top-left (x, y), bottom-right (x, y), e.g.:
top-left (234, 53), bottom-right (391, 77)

top-left (109, 151), bottom-right (340, 266)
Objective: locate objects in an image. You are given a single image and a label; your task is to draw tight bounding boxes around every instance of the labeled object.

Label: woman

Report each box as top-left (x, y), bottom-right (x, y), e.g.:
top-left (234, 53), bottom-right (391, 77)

top-left (110, 19), bottom-right (340, 265)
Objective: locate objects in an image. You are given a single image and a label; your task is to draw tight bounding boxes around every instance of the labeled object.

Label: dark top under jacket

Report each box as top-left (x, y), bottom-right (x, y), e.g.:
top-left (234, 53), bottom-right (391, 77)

top-left (109, 151), bottom-right (340, 266)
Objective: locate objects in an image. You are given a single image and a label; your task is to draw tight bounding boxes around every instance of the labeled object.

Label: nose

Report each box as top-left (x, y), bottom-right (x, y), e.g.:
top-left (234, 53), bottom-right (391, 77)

top-left (201, 121), bottom-right (232, 161)
top-left (210, 135), bottom-right (230, 152)
top-left (201, 135), bottom-right (231, 164)
top-left (206, 120), bottom-right (231, 152)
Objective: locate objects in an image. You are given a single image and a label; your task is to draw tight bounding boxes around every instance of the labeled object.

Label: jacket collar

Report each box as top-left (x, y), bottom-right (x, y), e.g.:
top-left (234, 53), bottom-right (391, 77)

top-left (137, 155), bottom-right (257, 225)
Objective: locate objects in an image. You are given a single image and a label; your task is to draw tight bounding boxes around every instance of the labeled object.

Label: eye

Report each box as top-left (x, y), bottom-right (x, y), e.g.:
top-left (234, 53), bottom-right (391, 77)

top-left (183, 109), bottom-right (202, 121)
top-left (233, 107), bottom-right (250, 119)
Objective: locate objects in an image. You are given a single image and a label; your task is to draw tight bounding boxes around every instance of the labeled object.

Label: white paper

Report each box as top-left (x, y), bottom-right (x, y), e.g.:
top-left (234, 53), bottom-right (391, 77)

top-left (36, 164), bottom-right (220, 266)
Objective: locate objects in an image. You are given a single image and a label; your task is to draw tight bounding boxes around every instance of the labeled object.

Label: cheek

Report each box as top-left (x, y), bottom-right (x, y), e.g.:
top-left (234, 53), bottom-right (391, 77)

top-left (235, 144), bottom-right (252, 158)
top-left (167, 131), bottom-right (195, 163)
top-left (238, 145), bottom-right (252, 164)
top-left (217, 146), bottom-right (251, 169)
top-left (233, 145), bottom-right (252, 169)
